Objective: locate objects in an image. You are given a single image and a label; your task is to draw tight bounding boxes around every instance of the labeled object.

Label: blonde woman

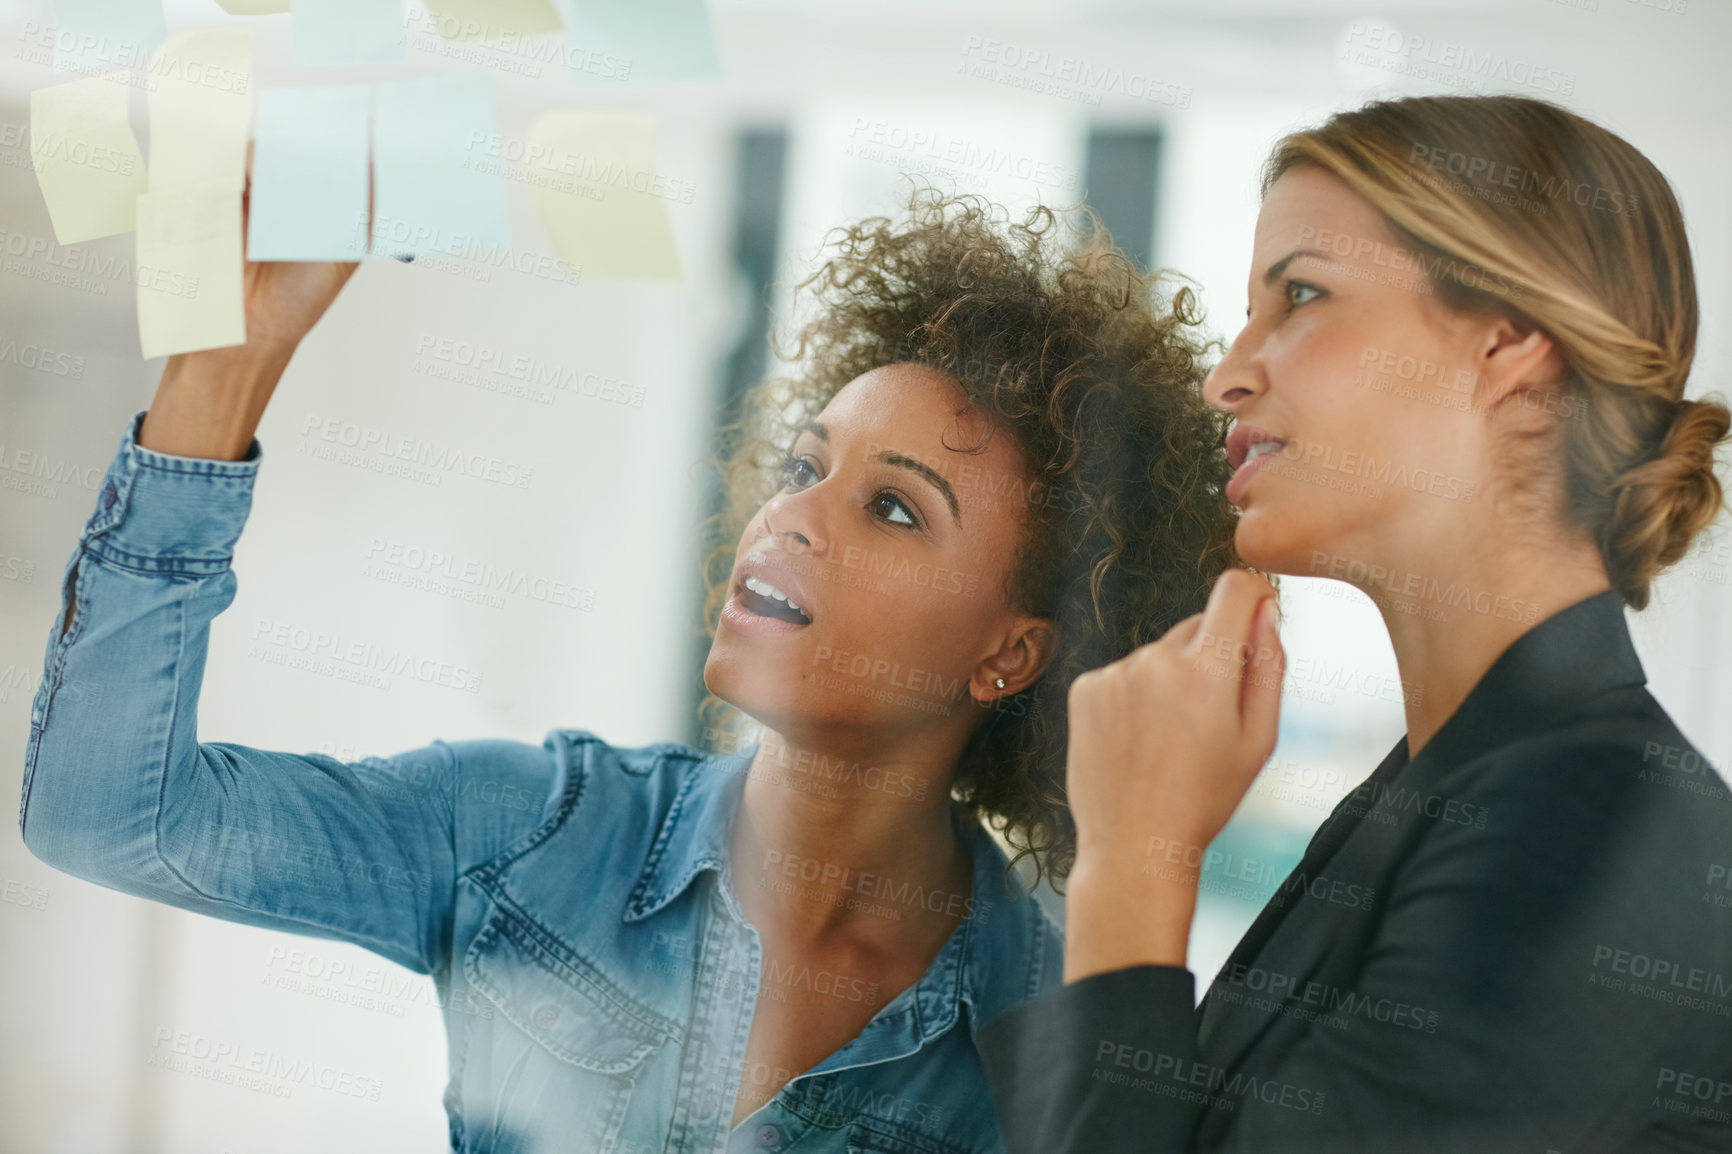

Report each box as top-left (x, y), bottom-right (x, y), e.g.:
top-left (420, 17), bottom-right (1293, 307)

top-left (980, 95), bottom-right (1732, 1152)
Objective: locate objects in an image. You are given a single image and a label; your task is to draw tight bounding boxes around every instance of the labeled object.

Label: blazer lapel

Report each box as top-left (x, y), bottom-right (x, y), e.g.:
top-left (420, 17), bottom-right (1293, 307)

top-left (1195, 737), bottom-right (1411, 1069)
top-left (1195, 590), bottom-right (1647, 1079)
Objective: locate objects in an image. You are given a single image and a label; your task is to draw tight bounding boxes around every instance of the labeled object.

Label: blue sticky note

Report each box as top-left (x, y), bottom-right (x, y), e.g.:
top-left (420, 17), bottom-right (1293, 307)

top-left (562, 0), bottom-right (719, 82)
top-left (248, 86), bottom-right (371, 261)
top-left (371, 71), bottom-right (510, 256)
top-left (51, 0), bottom-right (167, 72)
top-left (293, 0), bottom-right (405, 65)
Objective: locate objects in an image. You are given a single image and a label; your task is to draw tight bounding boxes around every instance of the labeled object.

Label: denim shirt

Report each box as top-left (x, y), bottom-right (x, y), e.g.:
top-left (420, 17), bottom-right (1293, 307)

top-left (18, 411), bottom-right (1065, 1154)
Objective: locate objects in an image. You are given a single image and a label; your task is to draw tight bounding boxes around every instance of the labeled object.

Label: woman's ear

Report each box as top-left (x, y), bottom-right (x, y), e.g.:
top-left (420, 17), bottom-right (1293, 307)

top-left (1473, 314), bottom-right (1563, 410)
top-left (972, 618), bottom-right (1058, 701)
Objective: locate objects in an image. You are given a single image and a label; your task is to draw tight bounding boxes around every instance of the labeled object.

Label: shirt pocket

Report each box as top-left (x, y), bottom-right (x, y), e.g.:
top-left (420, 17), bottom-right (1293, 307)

top-left (464, 911), bottom-right (671, 1153)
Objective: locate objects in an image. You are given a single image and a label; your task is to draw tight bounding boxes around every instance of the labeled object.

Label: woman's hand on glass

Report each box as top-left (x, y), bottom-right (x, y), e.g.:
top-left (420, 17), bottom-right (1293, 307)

top-left (140, 140), bottom-right (373, 461)
top-left (231, 138), bottom-right (367, 357)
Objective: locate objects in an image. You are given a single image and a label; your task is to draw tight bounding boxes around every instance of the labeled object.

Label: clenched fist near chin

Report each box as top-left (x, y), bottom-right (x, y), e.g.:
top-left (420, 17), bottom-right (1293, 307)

top-left (1062, 568), bottom-right (1284, 981)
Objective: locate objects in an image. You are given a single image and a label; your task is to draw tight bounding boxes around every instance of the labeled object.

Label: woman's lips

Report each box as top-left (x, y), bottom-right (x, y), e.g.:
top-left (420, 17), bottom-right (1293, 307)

top-left (719, 551), bottom-right (818, 636)
top-left (719, 571), bottom-right (813, 636)
top-left (1226, 441), bottom-right (1287, 505)
top-left (719, 591), bottom-right (810, 636)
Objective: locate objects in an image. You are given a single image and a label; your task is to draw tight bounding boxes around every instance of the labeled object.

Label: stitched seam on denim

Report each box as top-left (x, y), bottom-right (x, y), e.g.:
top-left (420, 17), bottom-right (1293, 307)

top-left (463, 916), bottom-right (676, 1071)
top-left (627, 753), bottom-right (711, 916)
top-left (497, 911), bottom-right (671, 1045)
top-left (916, 912), bottom-right (971, 1042)
top-left (463, 734), bottom-right (589, 888)
top-left (619, 738), bottom-right (703, 777)
top-left (81, 539), bottom-right (234, 575)
top-left (465, 925), bottom-right (658, 1071)
top-left (128, 445), bottom-right (259, 479)
top-left (846, 1114), bottom-right (975, 1154)
top-left (469, 891), bottom-right (680, 1043)
top-left (18, 724), bottom-right (42, 839)
top-left (430, 738), bottom-right (460, 975)
top-left (54, 548), bottom-right (91, 654)
top-left (1015, 898), bottom-right (1061, 1004)
top-left (20, 557), bottom-right (86, 836)
top-left (778, 1079), bottom-right (962, 1140)
top-left (143, 592), bottom-right (431, 972)
top-left (773, 1081), bottom-right (831, 1126)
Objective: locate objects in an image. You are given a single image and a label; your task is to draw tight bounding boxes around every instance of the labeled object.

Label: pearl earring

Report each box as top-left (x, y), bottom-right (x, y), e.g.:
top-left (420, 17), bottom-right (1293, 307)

top-left (994, 677), bottom-right (1006, 690)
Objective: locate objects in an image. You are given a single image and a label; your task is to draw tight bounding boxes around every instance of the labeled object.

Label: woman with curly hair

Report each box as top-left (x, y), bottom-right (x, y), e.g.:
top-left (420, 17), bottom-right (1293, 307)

top-left (19, 172), bottom-right (1239, 1151)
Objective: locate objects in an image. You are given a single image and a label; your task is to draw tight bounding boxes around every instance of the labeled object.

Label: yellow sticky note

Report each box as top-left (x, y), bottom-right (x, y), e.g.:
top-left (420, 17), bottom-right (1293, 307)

top-left (423, 0), bottom-right (561, 38)
top-left (215, 0), bottom-right (290, 12)
top-left (136, 183), bottom-right (246, 357)
top-left (527, 111), bottom-right (681, 281)
top-left (30, 71), bottom-right (148, 243)
top-left (146, 27), bottom-right (254, 191)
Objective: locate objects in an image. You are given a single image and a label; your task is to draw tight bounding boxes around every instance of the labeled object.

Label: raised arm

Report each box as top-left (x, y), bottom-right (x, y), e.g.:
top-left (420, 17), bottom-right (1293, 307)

top-left (19, 143), bottom-right (470, 975)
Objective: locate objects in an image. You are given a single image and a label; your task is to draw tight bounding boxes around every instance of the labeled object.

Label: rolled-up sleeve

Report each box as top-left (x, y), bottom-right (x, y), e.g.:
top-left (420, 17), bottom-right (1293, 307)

top-left (19, 410), bottom-right (458, 977)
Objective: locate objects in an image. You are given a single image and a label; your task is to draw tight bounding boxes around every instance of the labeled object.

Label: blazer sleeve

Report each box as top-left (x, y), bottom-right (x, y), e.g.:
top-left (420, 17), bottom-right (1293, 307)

top-left (978, 964), bottom-right (1205, 1151)
top-left (18, 412), bottom-right (464, 976)
top-left (978, 731), bottom-right (1732, 1153)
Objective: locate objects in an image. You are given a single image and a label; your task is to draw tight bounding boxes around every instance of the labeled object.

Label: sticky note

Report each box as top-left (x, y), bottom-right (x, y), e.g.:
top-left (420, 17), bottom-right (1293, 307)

top-left (216, 0), bottom-right (290, 13)
top-left (50, 0), bottom-right (167, 73)
top-left (562, 0), bottom-right (718, 81)
top-left (29, 72), bottom-right (148, 243)
top-left (293, 0), bottom-right (405, 65)
top-left (372, 72), bottom-right (509, 256)
top-left (146, 27), bottom-right (254, 191)
top-left (136, 183), bottom-right (246, 357)
top-left (247, 85), bottom-right (371, 260)
top-left (422, 0), bottom-right (562, 38)
top-left (527, 111), bottom-right (681, 280)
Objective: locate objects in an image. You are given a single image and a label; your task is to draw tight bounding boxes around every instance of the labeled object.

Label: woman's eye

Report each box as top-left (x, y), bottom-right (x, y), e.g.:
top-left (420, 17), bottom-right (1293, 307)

top-left (870, 492), bottom-right (918, 528)
top-left (779, 455), bottom-right (818, 489)
top-left (1285, 279), bottom-right (1324, 308)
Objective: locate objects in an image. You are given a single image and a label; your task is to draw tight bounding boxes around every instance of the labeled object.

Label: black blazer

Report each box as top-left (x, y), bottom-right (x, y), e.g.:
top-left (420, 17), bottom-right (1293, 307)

top-left (978, 590), bottom-right (1732, 1153)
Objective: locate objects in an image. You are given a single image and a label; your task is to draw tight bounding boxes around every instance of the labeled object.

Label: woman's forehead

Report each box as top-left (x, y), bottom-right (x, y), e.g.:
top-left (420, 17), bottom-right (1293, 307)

top-left (1258, 166), bottom-right (1385, 253)
top-left (818, 364), bottom-right (1006, 455)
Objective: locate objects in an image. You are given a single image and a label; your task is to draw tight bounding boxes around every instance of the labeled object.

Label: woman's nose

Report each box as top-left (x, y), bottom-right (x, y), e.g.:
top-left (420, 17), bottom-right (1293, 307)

top-left (1203, 331), bottom-right (1265, 411)
top-left (764, 493), bottom-right (829, 558)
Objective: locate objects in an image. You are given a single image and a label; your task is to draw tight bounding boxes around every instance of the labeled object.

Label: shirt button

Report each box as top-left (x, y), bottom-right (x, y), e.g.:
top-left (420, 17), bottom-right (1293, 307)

top-left (531, 1005), bottom-right (560, 1030)
top-left (756, 1124), bottom-right (781, 1147)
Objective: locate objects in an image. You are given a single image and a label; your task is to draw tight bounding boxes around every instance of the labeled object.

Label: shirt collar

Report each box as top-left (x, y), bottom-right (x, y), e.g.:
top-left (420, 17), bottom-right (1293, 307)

top-left (623, 744), bottom-right (1045, 1047)
top-left (1393, 587), bottom-right (1647, 777)
top-left (624, 745), bottom-right (751, 923)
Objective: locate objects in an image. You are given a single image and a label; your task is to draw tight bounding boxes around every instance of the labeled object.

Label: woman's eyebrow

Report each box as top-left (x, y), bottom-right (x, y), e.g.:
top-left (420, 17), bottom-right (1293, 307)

top-left (1263, 247), bottom-right (1342, 284)
top-left (874, 451), bottom-right (961, 526)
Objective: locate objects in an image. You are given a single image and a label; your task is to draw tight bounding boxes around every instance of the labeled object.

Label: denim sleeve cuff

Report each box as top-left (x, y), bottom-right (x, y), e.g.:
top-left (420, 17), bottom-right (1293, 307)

top-left (79, 410), bottom-right (263, 575)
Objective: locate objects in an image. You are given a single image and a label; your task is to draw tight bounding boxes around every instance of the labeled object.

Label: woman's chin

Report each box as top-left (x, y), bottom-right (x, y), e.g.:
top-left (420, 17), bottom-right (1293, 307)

top-left (1233, 508), bottom-right (1319, 578)
top-left (702, 655), bottom-right (795, 728)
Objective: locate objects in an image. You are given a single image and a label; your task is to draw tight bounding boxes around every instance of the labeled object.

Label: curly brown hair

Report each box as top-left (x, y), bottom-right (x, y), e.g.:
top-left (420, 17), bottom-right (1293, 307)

top-left (700, 186), bottom-right (1241, 887)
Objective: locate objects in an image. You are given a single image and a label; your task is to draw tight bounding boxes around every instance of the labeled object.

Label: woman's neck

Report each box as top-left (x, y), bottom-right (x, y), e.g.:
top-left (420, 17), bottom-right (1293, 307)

top-left (1365, 531), bottom-right (1613, 758)
top-left (726, 727), bottom-right (975, 948)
